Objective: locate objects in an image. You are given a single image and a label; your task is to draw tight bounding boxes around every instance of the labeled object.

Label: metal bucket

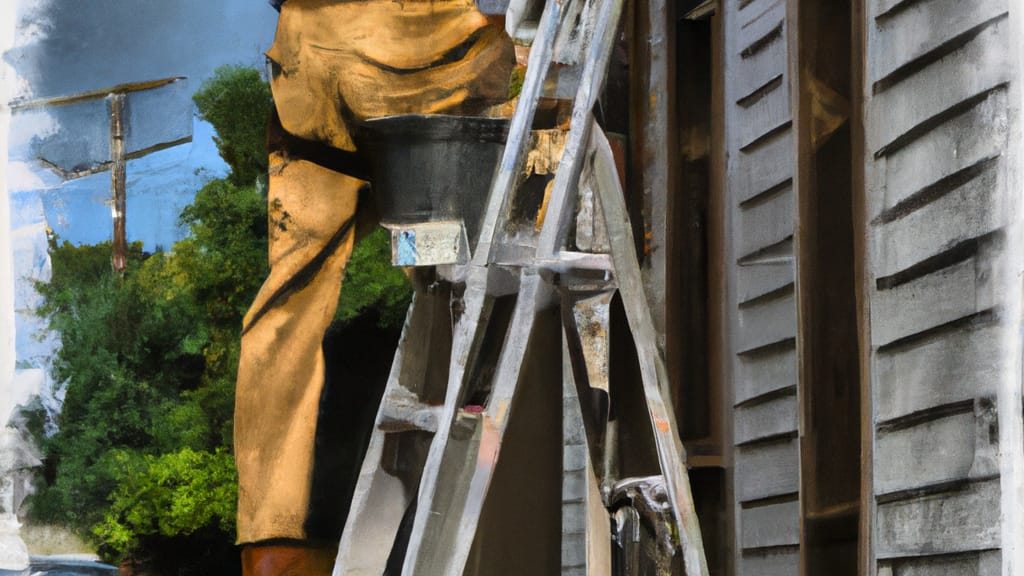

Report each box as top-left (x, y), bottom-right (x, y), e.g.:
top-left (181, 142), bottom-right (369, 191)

top-left (356, 115), bottom-right (510, 245)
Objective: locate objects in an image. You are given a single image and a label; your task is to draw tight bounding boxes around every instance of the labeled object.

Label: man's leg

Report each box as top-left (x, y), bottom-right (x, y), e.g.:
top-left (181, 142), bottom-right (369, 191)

top-left (235, 3), bottom-right (514, 573)
top-left (234, 147), bottom-right (361, 554)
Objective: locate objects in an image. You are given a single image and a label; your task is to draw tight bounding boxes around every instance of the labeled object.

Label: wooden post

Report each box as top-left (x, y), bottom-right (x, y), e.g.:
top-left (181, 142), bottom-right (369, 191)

top-left (629, 0), bottom-right (676, 341)
top-left (109, 93), bottom-right (127, 275)
top-left (790, 0), bottom-right (863, 572)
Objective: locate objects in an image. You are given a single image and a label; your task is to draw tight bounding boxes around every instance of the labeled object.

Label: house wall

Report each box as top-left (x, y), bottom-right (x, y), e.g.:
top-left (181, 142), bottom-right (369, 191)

top-left (720, 0), bottom-right (801, 574)
top-left (707, 0), bottom-right (1024, 574)
top-left (861, 0), bottom-right (1017, 573)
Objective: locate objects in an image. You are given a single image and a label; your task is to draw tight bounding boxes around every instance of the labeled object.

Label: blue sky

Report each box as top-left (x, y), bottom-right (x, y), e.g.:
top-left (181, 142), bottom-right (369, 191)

top-left (2, 0), bottom-right (277, 423)
top-left (6, 0), bottom-right (277, 248)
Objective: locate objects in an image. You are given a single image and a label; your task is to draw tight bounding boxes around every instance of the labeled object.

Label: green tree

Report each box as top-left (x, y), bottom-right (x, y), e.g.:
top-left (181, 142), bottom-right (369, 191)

top-left (92, 449), bottom-right (237, 560)
top-left (31, 241), bottom-right (204, 529)
top-left (30, 66), bottom-right (274, 571)
top-left (192, 66), bottom-right (273, 187)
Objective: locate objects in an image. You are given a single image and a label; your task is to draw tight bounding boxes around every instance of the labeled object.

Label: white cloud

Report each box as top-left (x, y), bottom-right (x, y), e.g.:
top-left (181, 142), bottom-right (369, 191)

top-left (5, 161), bottom-right (50, 192)
top-left (7, 108), bottom-right (57, 154)
top-left (12, 0), bottom-right (53, 49)
top-left (6, 1), bottom-right (55, 102)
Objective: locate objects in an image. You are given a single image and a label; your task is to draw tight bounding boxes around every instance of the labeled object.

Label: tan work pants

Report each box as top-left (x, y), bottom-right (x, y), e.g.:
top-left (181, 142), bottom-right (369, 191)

top-left (234, 0), bottom-right (513, 545)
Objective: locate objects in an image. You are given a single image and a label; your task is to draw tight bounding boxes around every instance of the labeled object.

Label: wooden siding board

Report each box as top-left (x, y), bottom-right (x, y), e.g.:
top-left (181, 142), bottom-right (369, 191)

top-left (730, 36), bottom-right (788, 104)
top-left (736, 342), bottom-right (797, 405)
top-left (725, 2), bottom-right (800, 573)
top-left (875, 479), bottom-right (1001, 558)
top-left (881, 550), bottom-right (1001, 576)
top-left (736, 262), bottom-right (794, 303)
top-left (735, 83), bottom-right (791, 152)
top-left (872, 0), bottom-right (907, 18)
top-left (738, 0), bottom-right (785, 50)
top-left (736, 438), bottom-right (799, 501)
top-left (734, 392), bottom-right (798, 445)
top-left (732, 130), bottom-right (794, 203)
top-left (875, 324), bottom-right (1001, 422)
top-left (864, 0), bottom-right (1015, 571)
top-left (736, 290), bottom-right (797, 353)
top-left (737, 185), bottom-right (794, 257)
top-left (875, 163), bottom-right (1003, 278)
top-left (873, 89), bottom-right (1007, 219)
top-left (874, 411), bottom-right (976, 494)
top-left (869, 256), bottom-right (994, 347)
top-left (738, 548), bottom-right (798, 576)
top-left (867, 19), bottom-right (1011, 156)
top-left (740, 500), bottom-right (800, 549)
top-left (738, 0), bottom-right (783, 27)
top-left (869, 0), bottom-right (1008, 84)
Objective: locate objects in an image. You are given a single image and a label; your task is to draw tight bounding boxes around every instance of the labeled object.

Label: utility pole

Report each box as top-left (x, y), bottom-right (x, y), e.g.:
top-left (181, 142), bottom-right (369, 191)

top-left (108, 93), bottom-right (127, 274)
top-left (9, 76), bottom-right (191, 274)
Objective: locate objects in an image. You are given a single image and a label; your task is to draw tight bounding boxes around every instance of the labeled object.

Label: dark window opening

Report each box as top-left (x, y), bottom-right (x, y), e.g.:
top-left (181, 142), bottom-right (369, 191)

top-left (673, 9), bottom-right (728, 576)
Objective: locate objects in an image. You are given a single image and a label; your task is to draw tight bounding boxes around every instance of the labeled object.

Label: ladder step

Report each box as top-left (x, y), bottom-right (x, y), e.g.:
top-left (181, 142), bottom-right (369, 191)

top-left (377, 388), bottom-right (443, 433)
top-left (538, 251), bottom-right (616, 291)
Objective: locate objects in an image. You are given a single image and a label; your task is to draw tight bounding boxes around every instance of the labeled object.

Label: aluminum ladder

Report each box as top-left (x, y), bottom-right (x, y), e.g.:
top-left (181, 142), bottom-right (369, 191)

top-left (332, 0), bottom-right (709, 573)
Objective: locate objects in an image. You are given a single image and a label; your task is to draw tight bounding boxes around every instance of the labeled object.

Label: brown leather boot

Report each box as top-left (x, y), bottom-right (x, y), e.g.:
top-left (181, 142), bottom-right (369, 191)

top-left (241, 543), bottom-right (336, 576)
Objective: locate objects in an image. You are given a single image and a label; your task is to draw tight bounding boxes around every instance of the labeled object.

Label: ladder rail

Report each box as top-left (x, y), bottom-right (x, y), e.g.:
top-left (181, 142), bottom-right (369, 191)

top-left (401, 272), bottom-right (553, 575)
top-left (400, 0), bottom-right (569, 569)
top-left (473, 0), bottom-right (565, 266)
top-left (337, 0), bottom-right (567, 570)
top-left (534, 0), bottom-right (626, 260)
top-left (398, 265), bottom-right (492, 575)
top-left (402, 0), bottom-right (628, 572)
top-left (332, 294), bottom-right (420, 575)
top-left (334, 0), bottom-right (712, 571)
top-left (589, 126), bottom-right (709, 576)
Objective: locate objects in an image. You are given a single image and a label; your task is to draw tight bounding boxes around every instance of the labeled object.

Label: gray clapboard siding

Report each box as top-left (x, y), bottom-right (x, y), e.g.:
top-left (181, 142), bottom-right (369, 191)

top-left (735, 82), bottom-right (791, 153)
top-left (874, 89), bottom-right (1007, 219)
top-left (738, 548), bottom-right (800, 576)
top-left (734, 391), bottom-right (798, 445)
top-left (874, 323), bottom-right (1001, 422)
top-left (739, 0), bottom-right (780, 21)
top-left (738, 0), bottom-right (785, 48)
top-left (737, 0), bottom-right (759, 13)
top-left (736, 74), bottom-right (783, 109)
top-left (880, 550), bottom-right (1000, 576)
top-left (873, 0), bottom-right (913, 18)
top-left (869, 255), bottom-right (995, 347)
top-left (736, 259), bottom-right (794, 303)
top-left (868, 17), bottom-right (1010, 156)
top-left (870, 0), bottom-right (1007, 84)
top-left (740, 499), bottom-right (800, 549)
top-left (735, 341), bottom-right (797, 405)
top-left (735, 437), bottom-right (799, 501)
top-left (874, 411), bottom-right (976, 494)
top-left (875, 166), bottom-right (1003, 278)
top-left (865, 0), bottom-right (1014, 570)
top-left (732, 131), bottom-right (793, 203)
top-left (875, 479), bottom-right (1001, 558)
top-left (726, 0), bottom-right (799, 572)
top-left (737, 186), bottom-right (794, 261)
top-left (736, 289), bottom-right (797, 353)
top-left (732, 38), bottom-right (788, 111)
